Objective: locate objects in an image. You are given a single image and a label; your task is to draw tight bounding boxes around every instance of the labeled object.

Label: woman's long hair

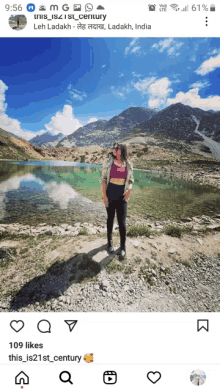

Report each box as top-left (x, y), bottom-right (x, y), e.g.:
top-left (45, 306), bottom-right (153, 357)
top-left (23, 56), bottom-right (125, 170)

top-left (118, 144), bottom-right (128, 162)
top-left (110, 143), bottom-right (128, 162)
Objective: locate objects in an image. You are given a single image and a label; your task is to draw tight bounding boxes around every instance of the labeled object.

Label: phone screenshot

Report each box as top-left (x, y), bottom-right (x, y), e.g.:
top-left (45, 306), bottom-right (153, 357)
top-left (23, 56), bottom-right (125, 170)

top-left (0, 0), bottom-right (219, 389)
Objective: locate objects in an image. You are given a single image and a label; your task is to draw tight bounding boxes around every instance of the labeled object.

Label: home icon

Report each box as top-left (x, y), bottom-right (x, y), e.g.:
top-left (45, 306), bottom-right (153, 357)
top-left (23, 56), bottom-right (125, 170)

top-left (15, 371), bottom-right (29, 385)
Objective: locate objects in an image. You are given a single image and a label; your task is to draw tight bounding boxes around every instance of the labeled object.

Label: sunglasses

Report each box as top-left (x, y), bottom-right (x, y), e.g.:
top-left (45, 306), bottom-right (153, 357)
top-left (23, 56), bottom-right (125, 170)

top-left (113, 145), bottom-right (121, 151)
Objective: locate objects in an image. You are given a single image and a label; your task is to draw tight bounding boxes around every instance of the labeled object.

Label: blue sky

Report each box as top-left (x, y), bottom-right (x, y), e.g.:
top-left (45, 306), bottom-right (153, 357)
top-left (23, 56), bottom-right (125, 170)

top-left (0, 37), bottom-right (220, 140)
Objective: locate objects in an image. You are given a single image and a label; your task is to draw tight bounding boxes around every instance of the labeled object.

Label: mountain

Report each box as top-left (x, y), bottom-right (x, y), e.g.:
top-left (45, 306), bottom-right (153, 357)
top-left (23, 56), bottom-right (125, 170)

top-left (30, 132), bottom-right (64, 148)
top-left (198, 112), bottom-right (220, 142)
top-left (57, 107), bottom-right (156, 148)
top-left (136, 103), bottom-right (210, 142)
top-left (0, 128), bottom-right (49, 160)
top-left (57, 120), bottom-right (107, 148)
top-left (105, 107), bottom-right (156, 130)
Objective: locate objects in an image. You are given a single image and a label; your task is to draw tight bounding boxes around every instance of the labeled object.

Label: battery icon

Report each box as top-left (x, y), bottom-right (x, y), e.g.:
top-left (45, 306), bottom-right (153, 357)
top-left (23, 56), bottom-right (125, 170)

top-left (210, 4), bottom-right (215, 11)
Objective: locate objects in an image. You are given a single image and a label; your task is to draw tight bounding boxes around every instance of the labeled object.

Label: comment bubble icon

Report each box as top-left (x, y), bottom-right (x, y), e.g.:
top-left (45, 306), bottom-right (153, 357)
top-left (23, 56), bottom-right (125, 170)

top-left (37, 319), bottom-right (51, 333)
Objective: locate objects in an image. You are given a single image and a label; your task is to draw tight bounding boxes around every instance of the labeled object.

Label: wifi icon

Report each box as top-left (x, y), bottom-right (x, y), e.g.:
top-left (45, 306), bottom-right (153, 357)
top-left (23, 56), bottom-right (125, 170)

top-left (170, 3), bottom-right (180, 11)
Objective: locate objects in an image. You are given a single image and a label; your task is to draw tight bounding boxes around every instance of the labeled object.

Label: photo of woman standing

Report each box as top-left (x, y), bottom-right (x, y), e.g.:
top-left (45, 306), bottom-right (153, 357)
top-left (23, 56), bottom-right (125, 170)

top-left (100, 143), bottom-right (134, 259)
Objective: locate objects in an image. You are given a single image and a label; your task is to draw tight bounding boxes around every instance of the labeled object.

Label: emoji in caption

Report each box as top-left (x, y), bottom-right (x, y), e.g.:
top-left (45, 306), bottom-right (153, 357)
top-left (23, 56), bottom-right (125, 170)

top-left (84, 353), bottom-right (94, 363)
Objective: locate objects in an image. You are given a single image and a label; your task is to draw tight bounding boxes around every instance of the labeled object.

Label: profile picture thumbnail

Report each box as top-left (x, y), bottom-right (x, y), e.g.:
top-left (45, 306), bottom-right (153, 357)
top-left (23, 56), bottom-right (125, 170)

top-left (9, 15), bottom-right (27, 30)
top-left (190, 369), bottom-right (206, 386)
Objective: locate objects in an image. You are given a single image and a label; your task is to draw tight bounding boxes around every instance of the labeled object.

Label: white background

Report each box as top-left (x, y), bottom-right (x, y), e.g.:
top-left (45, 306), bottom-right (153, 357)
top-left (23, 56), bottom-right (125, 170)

top-left (0, 0), bottom-right (220, 389)
top-left (0, 1), bottom-right (219, 37)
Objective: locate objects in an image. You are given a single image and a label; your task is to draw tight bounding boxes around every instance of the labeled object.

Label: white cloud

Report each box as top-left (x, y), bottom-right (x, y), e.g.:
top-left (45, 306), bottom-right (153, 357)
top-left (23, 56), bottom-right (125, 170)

top-left (167, 42), bottom-right (183, 56)
top-left (0, 112), bottom-right (35, 140)
top-left (148, 98), bottom-right (161, 108)
top-left (44, 105), bottom-right (82, 136)
top-left (125, 38), bottom-right (141, 55)
top-left (68, 84), bottom-right (87, 101)
top-left (190, 55), bottom-right (196, 62)
top-left (134, 77), bottom-right (157, 94)
top-left (148, 78), bottom-right (172, 98)
top-left (151, 38), bottom-right (184, 56)
top-left (209, 48), bottom-right (220, 55)
top-left (196, 53), bottom-right (220, 75)
top-left (0, 80), bottom-right (82, 140)
top-left (131, 46), bottom-right (141, 54)
top-left (87, 117), bottom-right (98, 124)
top-left (151, 38), bottom-right (173, 52)
top-left (189, 81), bottom-right (210, 89)
top-left (101, 64), bottom-right (106, 68)
top-left (0, 80), bottom-right (37, 140)
top-left (112, 76), bottom-right (173, 107)
top-left (118, 72), bottom-right (124, 78)
top-left (110, 86), bottom-right (126, 99)
top-left (148, 78), bottom-right (173, 108)
top-left (0, 80), bottom-right (8, 112)
top-left (134, 77), bottom-right (173, 109)
top-left (110, 83), bottom-right (134, 99)
top-left (167, 88), bottom-right (220, 111)
top-left (132, 71), bottom-right (142, 78)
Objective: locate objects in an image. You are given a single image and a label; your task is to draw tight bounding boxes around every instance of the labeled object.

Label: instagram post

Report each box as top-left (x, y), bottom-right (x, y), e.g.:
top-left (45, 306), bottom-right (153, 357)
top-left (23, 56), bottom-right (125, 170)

top-left (0, 2), bottom-right (220, 389)
top-left (0, 35), bottom-right (220, 314)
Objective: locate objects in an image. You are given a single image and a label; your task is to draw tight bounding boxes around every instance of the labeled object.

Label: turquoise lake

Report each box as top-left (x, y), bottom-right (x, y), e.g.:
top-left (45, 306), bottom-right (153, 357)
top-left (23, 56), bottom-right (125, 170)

top-left (0, 160), bottom-right (220, 224)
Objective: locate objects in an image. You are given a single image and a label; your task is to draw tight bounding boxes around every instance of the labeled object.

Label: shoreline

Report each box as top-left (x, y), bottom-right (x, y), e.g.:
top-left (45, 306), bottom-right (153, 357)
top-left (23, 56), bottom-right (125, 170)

top-left (1, 157), bottom-right (220, 189)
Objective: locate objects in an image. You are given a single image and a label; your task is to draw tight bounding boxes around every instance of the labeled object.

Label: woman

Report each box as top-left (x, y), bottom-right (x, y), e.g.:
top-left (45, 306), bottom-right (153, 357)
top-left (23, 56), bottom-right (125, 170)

top-left (99, 143), bottom-right (134, 259)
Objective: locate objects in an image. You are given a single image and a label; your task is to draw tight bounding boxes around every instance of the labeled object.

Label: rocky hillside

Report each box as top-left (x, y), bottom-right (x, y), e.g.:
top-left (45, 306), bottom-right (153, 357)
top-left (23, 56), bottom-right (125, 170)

top-left (30, 131), bottom-right (64, 148)
top-left (198, 112), bottom-right (220, 142)
top-left (1, 103), bottom-right (219, 161)
top-left (104, 107), bottom-right (156, 130)
top-left (137, 103), bottom-right (209, 142)
top-left (57, 104), bottom-right (218, 149)
top-left (0, 128), bottom-right (45, 160)
top-left (57, 107), bottom-right (156, 148)
top-left (0, 128), bottom-right (71, 161)
top-left (58, 120), bottom-right (107, 148)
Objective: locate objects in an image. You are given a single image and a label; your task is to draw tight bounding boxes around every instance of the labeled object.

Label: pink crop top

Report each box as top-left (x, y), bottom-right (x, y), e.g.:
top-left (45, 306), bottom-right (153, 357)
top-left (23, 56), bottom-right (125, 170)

top-left (110, 162), bottom-right (127, 179)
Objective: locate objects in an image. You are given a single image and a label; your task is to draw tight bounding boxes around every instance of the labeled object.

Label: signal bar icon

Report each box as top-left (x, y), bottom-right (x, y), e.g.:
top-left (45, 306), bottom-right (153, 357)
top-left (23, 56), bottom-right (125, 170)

top-left (181, 5), bottom-right (188, 11)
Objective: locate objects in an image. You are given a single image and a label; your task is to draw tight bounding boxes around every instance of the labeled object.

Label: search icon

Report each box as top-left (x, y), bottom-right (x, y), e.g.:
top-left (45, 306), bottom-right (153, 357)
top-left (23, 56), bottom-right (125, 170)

top-left (59, 371), bottom-right (73, 385)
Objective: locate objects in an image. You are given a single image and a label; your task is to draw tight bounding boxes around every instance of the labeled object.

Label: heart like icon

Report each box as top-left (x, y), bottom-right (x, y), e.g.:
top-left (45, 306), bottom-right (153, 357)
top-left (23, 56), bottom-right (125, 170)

top-left (147, 371), bottom-right (162, 384)
top-left (10, 320), bottom-right (24, 333)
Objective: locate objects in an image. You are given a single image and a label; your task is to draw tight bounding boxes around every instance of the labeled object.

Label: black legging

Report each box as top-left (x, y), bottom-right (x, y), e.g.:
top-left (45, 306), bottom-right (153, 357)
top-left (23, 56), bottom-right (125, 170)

top-left (106, 182), bottom-right (127, 248)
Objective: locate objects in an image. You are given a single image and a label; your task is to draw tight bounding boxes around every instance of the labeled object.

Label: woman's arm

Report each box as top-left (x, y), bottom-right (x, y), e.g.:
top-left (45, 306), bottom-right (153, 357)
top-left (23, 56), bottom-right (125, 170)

top-left (124, 161), bottom-right (134, 200)
top-left (99, 158), bottom-right (109, 206)
top-left (128, 161), bottom-right (134, 190)
top-left (101, 181), bottom-right (107, 198)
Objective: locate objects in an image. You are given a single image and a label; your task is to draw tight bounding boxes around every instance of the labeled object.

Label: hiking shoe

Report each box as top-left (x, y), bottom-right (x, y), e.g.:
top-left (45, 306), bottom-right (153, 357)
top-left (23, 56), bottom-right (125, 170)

top-left (107, 241), bottom-right (114, 254)
top-left (119, 247), bottom-right (126, 259)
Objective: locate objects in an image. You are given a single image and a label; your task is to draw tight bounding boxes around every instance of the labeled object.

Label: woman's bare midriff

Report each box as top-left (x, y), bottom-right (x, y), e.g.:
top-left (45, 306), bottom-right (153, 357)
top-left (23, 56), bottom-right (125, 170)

top-left (109, 178), bottom-right (125, 185)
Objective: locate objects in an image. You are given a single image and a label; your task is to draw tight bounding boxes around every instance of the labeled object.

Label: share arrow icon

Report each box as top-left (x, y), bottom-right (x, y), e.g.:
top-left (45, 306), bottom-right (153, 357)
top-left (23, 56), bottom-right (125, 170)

top-left (64, 320), bottom-right (78, 332)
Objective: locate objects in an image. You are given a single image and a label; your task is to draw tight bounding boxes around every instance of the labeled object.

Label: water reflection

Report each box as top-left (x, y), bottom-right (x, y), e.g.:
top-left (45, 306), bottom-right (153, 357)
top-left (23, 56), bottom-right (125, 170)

top-left (0, 172), bottom-right (83, 219)
top-left (0, 174), bottom-right (44, 219)
top-left (0, 160), bottom-right (220, 224)
top-left (46, 182), bottom-right (79, 209)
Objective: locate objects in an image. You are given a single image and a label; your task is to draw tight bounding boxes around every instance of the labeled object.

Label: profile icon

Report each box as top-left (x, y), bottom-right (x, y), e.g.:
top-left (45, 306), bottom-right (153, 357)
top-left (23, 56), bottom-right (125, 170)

top-left (9, 15), bottom-right (27, 30)
top-left (190, 369), bottom-right (206, 386)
